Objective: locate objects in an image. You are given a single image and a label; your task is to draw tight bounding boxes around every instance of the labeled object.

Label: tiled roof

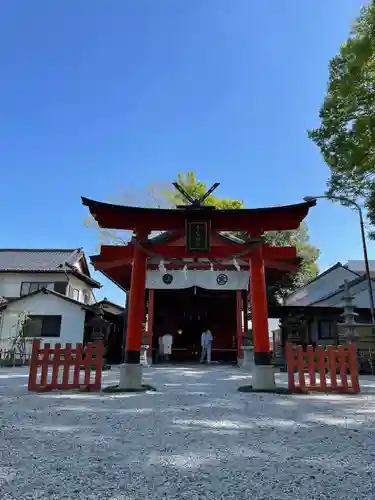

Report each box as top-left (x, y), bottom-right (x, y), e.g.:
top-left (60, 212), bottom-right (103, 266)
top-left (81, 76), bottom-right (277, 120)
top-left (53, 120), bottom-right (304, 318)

top-left (0, 248), bottom-right (102, 288)
top-left (96, 298), bottom-right (125, 310)
top-left (0, 249), bottom-right (81, 272)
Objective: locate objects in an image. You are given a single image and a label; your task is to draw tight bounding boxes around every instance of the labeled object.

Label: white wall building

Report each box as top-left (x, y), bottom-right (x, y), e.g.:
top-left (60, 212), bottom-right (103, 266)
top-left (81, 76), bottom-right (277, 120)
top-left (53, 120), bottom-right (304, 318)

top-left (1, 291), bottom-right (87, 351)
top-left (0, 248), bottom-right (102, 354)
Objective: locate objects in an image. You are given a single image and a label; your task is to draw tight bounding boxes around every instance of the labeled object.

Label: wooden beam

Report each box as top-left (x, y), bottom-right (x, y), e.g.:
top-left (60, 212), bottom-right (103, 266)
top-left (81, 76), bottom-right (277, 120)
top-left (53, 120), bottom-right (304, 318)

top-left (91, 257), bottom-right (133, 271)
top-left (148, 263), bottom-right (249, 271)
top-left (97, 243), bottom-right (297, 262)
top-left (264, 260), bottom-right (297, 272)
top-left (93, 259), bottom-right (297, 273)
top-left (90, 212), bottom-right (305, 232)
top-left (94, 261), bottom-right (299, 291)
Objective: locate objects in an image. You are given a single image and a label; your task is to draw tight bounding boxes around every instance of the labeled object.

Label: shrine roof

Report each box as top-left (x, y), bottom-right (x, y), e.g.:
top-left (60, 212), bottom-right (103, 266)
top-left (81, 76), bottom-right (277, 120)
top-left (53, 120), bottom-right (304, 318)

top-left (89, 239), bottom-right (303, 292)
top-left (81, 197), bottom-right (316, 233)
top-left (218, 232), bottom-right (245, 244)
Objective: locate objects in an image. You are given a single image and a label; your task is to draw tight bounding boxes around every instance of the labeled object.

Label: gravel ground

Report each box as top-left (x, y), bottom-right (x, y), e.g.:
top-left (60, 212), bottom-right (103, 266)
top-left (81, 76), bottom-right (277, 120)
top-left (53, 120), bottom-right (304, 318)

top-left (1, 365), bottom-right (375, 499)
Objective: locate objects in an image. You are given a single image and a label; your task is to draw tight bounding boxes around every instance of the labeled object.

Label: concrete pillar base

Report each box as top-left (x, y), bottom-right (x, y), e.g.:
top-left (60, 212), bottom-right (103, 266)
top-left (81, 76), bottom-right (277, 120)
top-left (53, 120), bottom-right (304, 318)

top-left (140, 347), bottom-right (150, 367)
top-left (241, 347), bottom-right (254, 371)
top-left (251, 365), bottom-right (276, 390)
top-left (241, 360), bottom-right (254, 372)
top-left (118, 363), bottom-right (142, 390)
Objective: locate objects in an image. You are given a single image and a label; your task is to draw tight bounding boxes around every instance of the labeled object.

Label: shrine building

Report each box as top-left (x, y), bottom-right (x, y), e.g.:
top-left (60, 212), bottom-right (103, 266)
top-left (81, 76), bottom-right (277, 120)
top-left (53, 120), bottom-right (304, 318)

top-left (82, 185), bottom-right (315, 391)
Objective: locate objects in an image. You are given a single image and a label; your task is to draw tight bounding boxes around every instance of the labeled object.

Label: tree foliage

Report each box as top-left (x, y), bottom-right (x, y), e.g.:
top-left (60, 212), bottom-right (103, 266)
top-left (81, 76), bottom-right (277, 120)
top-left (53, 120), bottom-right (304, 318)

top-left (85, 171), bottom-right (319, 295)
top-left (308, 1), bottom-right (375, 233)
top-left (83, 181), bottom-right (172, 246)
top-left (264, 225), bottom-right (319, 294)
top-left (161, 171), bottom-right (245, 210)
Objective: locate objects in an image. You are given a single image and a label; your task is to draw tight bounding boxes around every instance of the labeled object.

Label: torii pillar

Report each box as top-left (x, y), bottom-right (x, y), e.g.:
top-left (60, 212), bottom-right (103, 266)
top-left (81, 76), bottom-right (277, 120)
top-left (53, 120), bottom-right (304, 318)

top-left (119, 229), bottom-right (148, 390)
top-left (249, 245), bottom-right (276, 389)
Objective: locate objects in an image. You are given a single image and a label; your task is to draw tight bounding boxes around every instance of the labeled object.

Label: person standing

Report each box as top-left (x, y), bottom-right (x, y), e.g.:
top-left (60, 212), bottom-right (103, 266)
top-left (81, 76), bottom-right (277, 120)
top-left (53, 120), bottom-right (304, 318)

top-left (200, 328), bottom-right (213, 364)
top-left (158, 334), bottom-right (164, 362)
top-left (162, 332), bottom-right (173, 361)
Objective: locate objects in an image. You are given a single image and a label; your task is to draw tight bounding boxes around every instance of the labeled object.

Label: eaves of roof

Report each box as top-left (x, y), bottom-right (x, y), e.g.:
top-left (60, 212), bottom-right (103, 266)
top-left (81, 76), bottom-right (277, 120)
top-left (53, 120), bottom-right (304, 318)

top-left (95, 298), bottom-right (125, 310)
top-left (0, 288), bottom-right (91, 311)
top-left (64, 263), bottom-right (102, 288)
top-left (0, 267), bottom-right (102, 289)
top-left (310, 273), bottom-right (375, 306)
top-left (286, 262), bottom-right (361, 300)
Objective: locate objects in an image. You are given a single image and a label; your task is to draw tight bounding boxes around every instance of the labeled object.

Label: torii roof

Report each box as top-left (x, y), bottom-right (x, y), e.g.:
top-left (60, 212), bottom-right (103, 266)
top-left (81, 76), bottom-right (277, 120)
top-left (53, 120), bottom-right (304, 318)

top-left (82, 196), bottom-right (316, 291)
top-left (81, 197), bottom-right (316, 233)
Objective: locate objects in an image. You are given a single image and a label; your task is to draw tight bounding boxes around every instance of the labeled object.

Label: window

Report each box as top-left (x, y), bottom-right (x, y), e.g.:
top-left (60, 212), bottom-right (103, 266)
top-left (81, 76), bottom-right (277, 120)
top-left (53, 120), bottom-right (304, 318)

top-left (20, 282), bottom-right (54, 296)
top-left (83, 292), bottom-right (89, 305)
top-left (318, 321), bottom-right (333, 340)
top-left (68, 285), bottom-right (80, 301)
top-left (23, 315), bottom-right (61, 338)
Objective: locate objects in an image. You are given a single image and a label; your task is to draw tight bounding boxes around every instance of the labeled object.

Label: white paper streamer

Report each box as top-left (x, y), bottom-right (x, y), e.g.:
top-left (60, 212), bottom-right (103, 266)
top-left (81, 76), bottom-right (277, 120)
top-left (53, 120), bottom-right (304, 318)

top-left (158, 259), bottom-right (167, 274)
top-left (233, 258), bottom-right (241, 272)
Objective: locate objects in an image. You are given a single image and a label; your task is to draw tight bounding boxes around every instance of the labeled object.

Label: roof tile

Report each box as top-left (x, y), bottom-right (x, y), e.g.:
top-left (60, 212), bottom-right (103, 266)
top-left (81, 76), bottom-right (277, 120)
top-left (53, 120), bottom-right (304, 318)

top-left (0, 249), bottom-right (81, 272)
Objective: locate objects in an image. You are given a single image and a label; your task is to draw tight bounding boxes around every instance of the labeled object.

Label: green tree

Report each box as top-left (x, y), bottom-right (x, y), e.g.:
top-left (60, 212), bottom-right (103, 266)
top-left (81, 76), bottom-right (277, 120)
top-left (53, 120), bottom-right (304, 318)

top-left (85, 171), bottom-right (320, 294)
top-left (308, 1), bottom-right (375, 232)
top-left (160, 171), bottom-right (245, 210)
top-left (83, 181), bottom-right (172, 246)
top-left (263, 225), bottom-right (319, 294)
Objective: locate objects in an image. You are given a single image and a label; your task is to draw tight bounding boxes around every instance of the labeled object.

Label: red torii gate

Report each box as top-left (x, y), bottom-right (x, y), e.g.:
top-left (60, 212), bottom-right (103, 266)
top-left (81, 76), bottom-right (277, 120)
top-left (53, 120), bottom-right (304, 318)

top-left (82, 194), bottom-right (315, 390)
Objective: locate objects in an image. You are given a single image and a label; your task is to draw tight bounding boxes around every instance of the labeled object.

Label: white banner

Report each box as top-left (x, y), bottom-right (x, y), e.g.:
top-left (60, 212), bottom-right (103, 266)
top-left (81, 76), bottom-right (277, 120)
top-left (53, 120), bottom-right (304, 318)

top-left (146, 270), bottom-right (249, 290)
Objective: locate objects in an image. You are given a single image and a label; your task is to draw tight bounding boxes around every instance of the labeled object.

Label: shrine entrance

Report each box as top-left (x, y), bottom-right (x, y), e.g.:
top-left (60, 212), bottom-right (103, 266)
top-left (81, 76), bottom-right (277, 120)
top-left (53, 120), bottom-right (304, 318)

top-left (82, 181), bottom-right (316, 391)
top-left (152, 287), bottom-right (237, 363)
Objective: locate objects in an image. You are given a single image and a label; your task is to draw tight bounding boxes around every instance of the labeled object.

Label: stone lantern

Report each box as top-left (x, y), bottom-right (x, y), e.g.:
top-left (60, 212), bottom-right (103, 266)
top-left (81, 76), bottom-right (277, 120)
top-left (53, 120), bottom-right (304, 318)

top-left (338, 280), bottom-right (360, 343)
top-left (87, 304), bottom-right (110, 341)
top-left (86, 304), bottom-right (111, 369)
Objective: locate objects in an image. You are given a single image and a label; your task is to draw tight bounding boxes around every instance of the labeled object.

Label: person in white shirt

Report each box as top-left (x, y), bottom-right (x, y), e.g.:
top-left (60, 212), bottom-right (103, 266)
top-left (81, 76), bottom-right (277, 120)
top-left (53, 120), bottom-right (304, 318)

top-left (200, 329), bottom-right (213, 364)
top-left (158, 335), bottom-right (164, 362)
top-left (161, 333), bottom-right (173, 361)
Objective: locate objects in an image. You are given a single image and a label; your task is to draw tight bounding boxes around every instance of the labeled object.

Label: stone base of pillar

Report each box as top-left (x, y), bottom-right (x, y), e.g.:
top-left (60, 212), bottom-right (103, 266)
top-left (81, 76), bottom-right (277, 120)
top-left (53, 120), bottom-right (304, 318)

top-left (241, 360), bottom-right (254, 372)
top-left (240, 346), bottom-right (254, 371)
top-left (140, 346), bottom-right (150, 367)
top-left (119, 363), bottom-right (142, 390)
top-left (251, 365), bottom-right (276, 390)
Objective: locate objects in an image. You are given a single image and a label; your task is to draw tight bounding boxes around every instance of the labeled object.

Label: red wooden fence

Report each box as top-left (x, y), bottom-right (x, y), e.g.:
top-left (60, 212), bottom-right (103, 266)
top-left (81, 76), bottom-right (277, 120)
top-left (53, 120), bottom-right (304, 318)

top-left (286, 343), bottom-right (360, 394)
top-left (28, 339), bottom-right (104, 392)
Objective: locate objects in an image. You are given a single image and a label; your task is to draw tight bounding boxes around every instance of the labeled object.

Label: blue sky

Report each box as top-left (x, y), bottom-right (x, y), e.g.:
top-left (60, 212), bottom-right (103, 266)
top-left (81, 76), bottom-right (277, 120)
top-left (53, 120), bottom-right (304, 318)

top-left (0, 0), bottom-right (371, 306)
